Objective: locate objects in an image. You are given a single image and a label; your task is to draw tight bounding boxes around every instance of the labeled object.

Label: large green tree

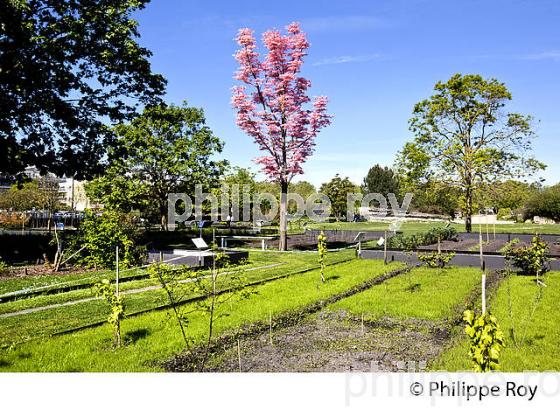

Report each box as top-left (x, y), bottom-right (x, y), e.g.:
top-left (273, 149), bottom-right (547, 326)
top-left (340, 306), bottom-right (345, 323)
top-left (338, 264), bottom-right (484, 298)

top-left (396, 74), bottom-right (544, 232)
top-left (87, 103), bottom-right (227, 229)
top-left (362, 164), bottom-right (400, 198)
top-left (523, 184), bottom-right (560, 222)
top-left (319, 174), bottom-right (359, 221)
top-left (0, 0), bottom-right (166, 179)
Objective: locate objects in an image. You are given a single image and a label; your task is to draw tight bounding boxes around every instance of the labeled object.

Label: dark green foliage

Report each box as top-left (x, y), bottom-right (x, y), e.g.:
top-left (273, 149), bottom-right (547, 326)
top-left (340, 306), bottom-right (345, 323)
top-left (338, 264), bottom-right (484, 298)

top-left (87, 103), bottom-right (226, 229)
top-left (523, 184), bottom-right (560, 222)
top-left (362, 164), bottom-right (400, 198)
top-left (1, 0), bottom-right (166, 178)
top-left (72, 210), bottom-right (144, 269)
top-left (319, 174), bottom-right (359, 220)
top-left (388, 225), bottom-right (457, 250)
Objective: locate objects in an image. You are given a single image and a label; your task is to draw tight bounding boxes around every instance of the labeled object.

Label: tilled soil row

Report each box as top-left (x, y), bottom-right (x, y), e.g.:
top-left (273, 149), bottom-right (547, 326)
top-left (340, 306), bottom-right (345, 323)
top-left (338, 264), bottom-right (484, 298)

top-left (163, 265), bottom-right (411, 372)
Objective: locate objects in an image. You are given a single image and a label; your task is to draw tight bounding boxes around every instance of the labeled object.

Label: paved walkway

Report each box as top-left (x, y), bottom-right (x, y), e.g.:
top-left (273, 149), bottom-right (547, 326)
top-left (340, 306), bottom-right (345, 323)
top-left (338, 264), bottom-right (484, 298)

top-left (360, 250), bottom-right (560, 271)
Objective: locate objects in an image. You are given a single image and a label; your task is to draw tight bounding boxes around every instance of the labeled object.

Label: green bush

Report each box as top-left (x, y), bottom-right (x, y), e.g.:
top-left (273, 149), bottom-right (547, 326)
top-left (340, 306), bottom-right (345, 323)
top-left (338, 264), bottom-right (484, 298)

top-left (501, 236), bottom-right (549, 276)
top-left (497, 208), bottom-right (513, 221)
top-left (418, 251), bottom-right (455, 268)
top-left (388, 225), bottom-right (457, 250)
top-left (72, 210), bottom-right (144, 269)
top-left (0, 257), bottom-right (9, 275)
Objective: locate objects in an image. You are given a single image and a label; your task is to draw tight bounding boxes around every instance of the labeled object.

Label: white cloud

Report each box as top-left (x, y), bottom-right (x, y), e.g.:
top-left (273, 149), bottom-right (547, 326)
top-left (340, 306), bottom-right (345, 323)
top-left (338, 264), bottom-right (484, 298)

top-left (520, 51), bottom-right (560, 61)
top-left (312, 53), bottom-right (383, 66)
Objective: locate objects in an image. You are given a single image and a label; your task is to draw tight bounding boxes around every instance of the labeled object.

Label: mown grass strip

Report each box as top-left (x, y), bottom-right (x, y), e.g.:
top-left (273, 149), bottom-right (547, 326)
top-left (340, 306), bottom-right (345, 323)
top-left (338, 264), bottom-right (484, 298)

top-left (0, 252), bottom-right (355, 345)
top-left (328, 266), bottom-right (483, 322)
top-left (0, 259), bottom-right (403, 372)
top-left (432, 271), bottom-right (560, 371)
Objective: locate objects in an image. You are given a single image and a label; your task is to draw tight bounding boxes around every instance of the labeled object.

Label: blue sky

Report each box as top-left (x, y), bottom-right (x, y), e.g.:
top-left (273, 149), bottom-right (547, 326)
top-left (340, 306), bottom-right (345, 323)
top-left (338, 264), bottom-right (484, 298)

top-left (135, 0), bottom-right (560, 188)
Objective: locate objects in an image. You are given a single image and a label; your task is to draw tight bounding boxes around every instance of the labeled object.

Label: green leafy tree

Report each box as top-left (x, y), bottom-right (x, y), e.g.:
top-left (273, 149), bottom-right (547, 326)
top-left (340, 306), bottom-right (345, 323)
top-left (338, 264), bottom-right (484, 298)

top-left (89, 103), bottom-right (226, 229)
top-left (319, 174), bottom-right (359, 220)
top-left (214, 166), bottom-right (258, 221)
top-left (397, 74), bottom-right (545, 232)
top-left (362, 164), bottom-right (400, 198)
top-left (463, 310), bottom-right (505, 372)
top-left (523, 183), bottom-right (560, 222)
top-left (1, 0), bottom-right (166, 178)
top-left (317, 231), bottom-right (327, 283)
top-left (501, 236), bottom-right (550, 277)
top-left (93, 279), bottom-right (125, 348)
top-left (480, 180), bottom-right (540, 213)
top-left (73, 210), bottom-right (143, 269)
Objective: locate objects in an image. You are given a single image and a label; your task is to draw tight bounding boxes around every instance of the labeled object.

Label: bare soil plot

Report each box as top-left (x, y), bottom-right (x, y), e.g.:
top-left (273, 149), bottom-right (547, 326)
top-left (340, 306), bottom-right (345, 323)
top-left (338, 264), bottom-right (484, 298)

top-left (204, 311), bottom-right (446, 372)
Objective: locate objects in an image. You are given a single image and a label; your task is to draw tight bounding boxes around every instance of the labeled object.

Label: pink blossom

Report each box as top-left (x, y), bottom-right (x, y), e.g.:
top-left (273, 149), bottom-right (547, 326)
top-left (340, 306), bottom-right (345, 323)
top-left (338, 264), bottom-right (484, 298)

top-left (232, 22), bottom-right (331, 183)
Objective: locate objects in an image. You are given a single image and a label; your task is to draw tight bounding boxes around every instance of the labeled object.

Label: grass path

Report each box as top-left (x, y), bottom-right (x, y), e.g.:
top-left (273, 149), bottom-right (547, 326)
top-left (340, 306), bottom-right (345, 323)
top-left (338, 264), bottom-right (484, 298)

top-left (0, 263), bottom-right (284, 319)
top-left (432, 270), bottom-right (560, 371)
top-left (0, 259), bottom-right (403, 371)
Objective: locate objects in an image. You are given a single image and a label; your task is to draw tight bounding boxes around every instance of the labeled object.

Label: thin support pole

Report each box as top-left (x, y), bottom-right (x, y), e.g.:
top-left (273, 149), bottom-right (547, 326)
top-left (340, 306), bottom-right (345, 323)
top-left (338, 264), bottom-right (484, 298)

top-left (116, 246), bottom-right (120, 297)
top-left (482, 274), bottom-right (487, 315)
top-left (383, 230), bottom-right (388, 265)
top-left (479, 223), bottom-right (484, 271)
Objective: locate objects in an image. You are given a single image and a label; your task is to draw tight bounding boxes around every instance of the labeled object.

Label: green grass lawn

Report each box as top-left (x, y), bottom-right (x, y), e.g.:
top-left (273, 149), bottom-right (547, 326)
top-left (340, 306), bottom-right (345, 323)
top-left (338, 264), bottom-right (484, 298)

top-left (0, 258), bottom-right (403, 371)
top-left (304, 221), bottom-right (560, 235)
top-left (0, 250), bottom-right (355, 344)
top-left (432, 271), bottom-right (560, 371)
top-left (329, 266), bottom-right (481, 321)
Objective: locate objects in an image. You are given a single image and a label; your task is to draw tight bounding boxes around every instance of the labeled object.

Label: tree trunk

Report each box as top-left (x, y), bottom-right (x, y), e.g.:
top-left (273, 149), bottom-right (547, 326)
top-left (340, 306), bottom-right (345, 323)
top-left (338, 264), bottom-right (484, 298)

top-left (465, 185), bottom-right (473, 233)
top-left (278, 181), bottom-right (288, 251)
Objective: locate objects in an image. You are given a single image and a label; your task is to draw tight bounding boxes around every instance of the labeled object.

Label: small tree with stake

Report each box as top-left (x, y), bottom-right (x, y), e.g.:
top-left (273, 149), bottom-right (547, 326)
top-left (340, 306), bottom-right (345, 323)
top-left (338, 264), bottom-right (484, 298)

top-left (463, 309), bottom-right (505, 372)
top-left (318, 231), bottom-right (327, 283)
top-left (93, 279), bottom-right (125, 348)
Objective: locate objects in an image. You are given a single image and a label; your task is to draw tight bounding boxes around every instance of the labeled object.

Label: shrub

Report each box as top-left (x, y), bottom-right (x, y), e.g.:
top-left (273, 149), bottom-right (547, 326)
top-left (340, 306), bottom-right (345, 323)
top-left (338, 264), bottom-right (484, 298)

top-left (463, 310), bottom-right (505, 372)
top-left (388, 225), bottom-right (457, 250)
top-left (72, 210), bottom-right (144, 269)
top-left (0, 257), bottom-right (9, 276)
top-left (501, 236), bottom-right (549, 277)
top-left (0, 212), bottom-right (30, 229)
top-left (497, 208), bottom-right (513, 221)
top-left (418, 251), bottom-right (455, 268)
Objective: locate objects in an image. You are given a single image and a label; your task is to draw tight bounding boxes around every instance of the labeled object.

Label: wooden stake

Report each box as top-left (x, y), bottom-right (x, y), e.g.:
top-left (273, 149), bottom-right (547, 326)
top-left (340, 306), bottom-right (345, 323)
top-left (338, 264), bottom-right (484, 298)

top-left (383, 230), bottom-right (388, 265)
top-left (479, 223), bottom-right (484, 271)
top-left (437, 235), bottom-right (441, 254)
top-left (481, 274), bottom-right (487, 314)
top-left (361, 312), bottom-right (364, 335)
top-left (237, 338), bottom-right (242, 372)
top-left (115, 246), bottom-right (119, 297)
top-left (269, 311), bottom-right (273, 346)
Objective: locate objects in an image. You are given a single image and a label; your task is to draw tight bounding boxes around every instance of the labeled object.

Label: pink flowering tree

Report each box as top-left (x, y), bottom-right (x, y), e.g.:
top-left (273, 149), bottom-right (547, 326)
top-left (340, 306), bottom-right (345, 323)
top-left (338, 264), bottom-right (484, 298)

top-left (232, 22), bottom-right (331, 250)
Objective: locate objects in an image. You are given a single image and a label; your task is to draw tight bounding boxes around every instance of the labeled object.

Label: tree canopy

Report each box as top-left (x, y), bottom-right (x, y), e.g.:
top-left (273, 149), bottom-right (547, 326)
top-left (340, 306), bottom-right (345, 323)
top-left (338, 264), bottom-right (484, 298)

top-left (86, 103), bottom-right (226, 229)
top-left (0, 0), bottom-right (166, 179)
top-left (319, 174), bottom-right (358, 220)
top-left (362, 164), bottom-right (400, 198)
top-left (396, 74), bottom-right (544, 231)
